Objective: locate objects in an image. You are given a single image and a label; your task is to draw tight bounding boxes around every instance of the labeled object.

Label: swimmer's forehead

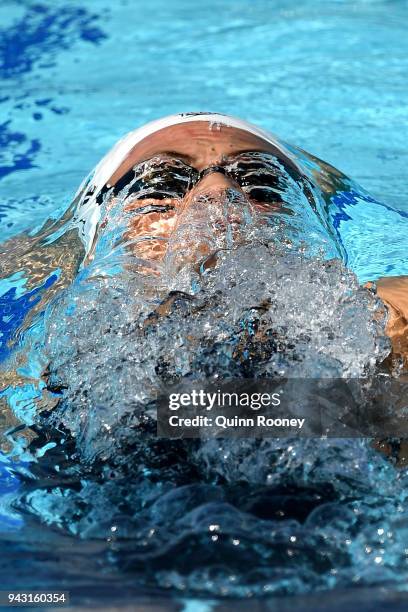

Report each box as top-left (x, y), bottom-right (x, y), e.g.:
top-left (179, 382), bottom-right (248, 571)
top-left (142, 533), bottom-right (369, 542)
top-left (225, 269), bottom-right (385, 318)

top-left (108, 121), bottom-right (297, 187)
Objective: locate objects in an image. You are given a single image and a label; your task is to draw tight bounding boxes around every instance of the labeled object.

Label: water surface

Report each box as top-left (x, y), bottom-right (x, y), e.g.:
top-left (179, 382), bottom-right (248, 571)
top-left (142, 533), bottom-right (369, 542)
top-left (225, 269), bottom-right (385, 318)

top-left (1, 0), bottom-right (408, 609)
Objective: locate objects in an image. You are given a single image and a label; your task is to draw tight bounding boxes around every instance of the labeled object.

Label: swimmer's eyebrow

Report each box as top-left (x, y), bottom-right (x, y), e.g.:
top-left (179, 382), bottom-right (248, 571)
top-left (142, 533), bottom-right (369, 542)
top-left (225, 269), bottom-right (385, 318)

top-left (225, 149), bottom-right (279, 161)
top-left (150, 150), bottom-right (196, 166)
top-left (156, 149), bottom-right (277, 165)
top-left (151, 149), bottom-right (280, 169)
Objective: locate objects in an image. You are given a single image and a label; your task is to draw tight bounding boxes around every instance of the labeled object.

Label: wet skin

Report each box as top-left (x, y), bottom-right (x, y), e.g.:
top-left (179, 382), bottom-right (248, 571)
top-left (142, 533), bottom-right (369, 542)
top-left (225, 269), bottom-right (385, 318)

top-left (107, 121), bottom-right (300, 183)
top-left (104, 121), bottom-right (408, 369)
top-left (99, 122), bottom-right (299, 263)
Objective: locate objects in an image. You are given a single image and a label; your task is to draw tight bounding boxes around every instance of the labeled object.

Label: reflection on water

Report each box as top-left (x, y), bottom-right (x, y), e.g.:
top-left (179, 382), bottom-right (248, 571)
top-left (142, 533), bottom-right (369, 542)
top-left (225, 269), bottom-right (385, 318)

top-left (1, 140), bottom-right (408, 604)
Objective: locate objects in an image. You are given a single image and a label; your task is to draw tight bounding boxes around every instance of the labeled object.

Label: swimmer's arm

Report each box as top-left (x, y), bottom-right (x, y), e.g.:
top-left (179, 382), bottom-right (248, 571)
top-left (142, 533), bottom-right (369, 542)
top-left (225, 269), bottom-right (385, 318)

top-left (0, 227), bottom-right (85, 307)
top-left (0, 204), bottom-right (85, 339)
top-left (0, 224), bottom-right (84, 401)
top-left (0, 197), bottom-right (85, 297)
top-left (366, 277), bottom-right (408, 468)
top-left (0, 232), bottom-right (37, 277)
top-left (368, 276), bottom-right (408, 367)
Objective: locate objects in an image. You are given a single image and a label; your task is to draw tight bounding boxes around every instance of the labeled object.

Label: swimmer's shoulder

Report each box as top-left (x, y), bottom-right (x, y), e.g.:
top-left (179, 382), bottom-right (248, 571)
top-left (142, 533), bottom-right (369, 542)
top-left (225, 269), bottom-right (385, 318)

top-left (373, 276), bottom-right (408, 370)
top-left (295, 147), bottom-right (349, 198)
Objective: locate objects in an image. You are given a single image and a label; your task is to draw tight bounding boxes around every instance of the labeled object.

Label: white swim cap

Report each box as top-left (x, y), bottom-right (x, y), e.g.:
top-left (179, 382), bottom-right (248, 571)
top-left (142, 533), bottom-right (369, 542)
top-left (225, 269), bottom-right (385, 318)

top-left (72, 112), bottom-right (301, 254)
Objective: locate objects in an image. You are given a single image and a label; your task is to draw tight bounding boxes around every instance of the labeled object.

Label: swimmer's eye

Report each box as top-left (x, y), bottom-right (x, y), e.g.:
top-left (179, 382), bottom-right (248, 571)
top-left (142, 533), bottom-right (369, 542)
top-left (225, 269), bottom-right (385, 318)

top-left (114, 157), bottom-right (199, 201)
top-left (226, 153), bottom-right (285, 204)
top-left (245, 186), bottom-right (283, 205)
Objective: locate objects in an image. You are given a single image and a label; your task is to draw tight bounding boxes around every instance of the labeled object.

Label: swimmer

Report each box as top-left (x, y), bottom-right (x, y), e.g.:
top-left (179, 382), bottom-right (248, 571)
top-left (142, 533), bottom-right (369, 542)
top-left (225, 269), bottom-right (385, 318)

top-left (1, 112), bottom-right (408, 372)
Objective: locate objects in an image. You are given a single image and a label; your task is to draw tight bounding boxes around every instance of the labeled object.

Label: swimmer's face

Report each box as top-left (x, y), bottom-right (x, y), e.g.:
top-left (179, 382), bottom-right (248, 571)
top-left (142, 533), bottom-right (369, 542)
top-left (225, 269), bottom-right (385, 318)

top-left (101, 122), bottom-right (302, 265)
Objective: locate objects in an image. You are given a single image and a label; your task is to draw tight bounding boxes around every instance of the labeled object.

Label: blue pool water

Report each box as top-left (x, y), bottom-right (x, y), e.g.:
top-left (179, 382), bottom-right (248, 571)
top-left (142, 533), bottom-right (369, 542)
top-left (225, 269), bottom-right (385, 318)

top-left (1, 1), bottom-right (408, 609)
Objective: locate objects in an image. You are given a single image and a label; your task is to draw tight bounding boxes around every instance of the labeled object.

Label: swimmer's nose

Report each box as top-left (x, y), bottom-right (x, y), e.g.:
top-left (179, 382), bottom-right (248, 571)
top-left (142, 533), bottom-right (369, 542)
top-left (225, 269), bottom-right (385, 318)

top-left (180, 170), bottom-right (244, 215)
top-left (189, 170), bottom-right (241, 198)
